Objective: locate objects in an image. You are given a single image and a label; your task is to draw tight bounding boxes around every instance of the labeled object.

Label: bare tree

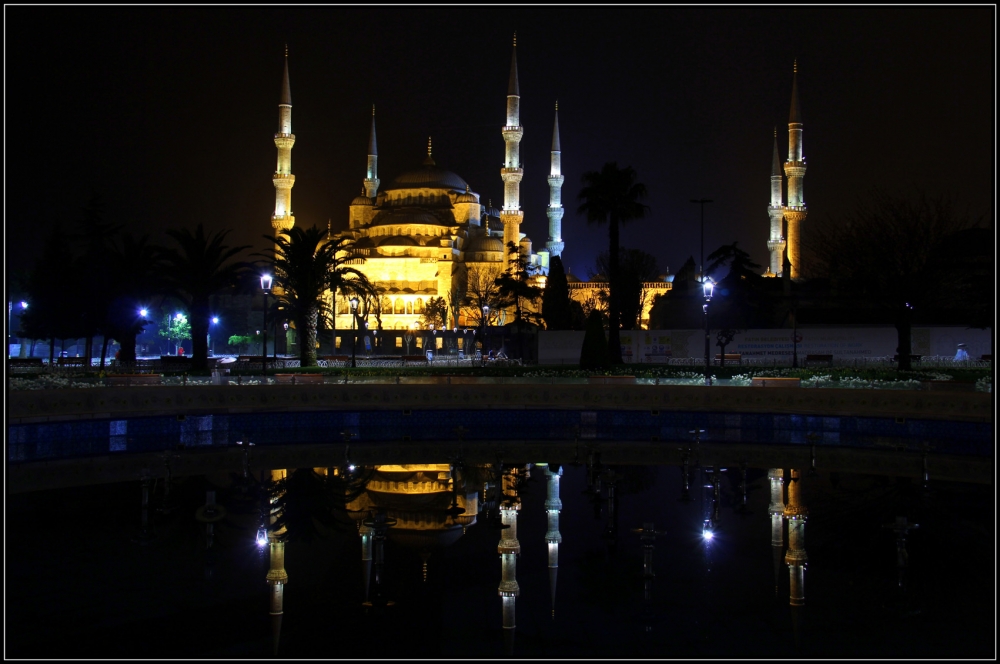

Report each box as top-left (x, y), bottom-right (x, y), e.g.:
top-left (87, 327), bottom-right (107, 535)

top-left (464, 263), bottom-right (505, 327)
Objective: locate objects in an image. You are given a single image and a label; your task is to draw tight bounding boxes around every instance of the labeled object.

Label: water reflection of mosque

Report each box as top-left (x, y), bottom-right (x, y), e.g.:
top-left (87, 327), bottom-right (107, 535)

top-left (247, 444), bottom-right (933, 657)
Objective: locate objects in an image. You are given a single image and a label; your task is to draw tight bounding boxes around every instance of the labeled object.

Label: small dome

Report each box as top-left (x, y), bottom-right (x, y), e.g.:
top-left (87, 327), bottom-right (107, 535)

top-left (465, 235), bottom-right (504, 254)
top-left (351, 194), bottom-right (373, 206)
top-left (455, 185), bottom-right (478, 204)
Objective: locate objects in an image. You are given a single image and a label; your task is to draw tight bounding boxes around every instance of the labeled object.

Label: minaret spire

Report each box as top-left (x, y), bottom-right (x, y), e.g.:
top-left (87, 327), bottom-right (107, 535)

top-left (364, 104), bottom-right (380, 198)
top-left (501, 34), bottom-right (524, 273)
top-left (271, 48), bottom-right (296, 236)
top-left (766, 127), bottom-right (786, 275)
top-left (545, 102), bottom-right (565, 257)
top-left (424, 136), bottom-right (435, 166)
top-left (782, 58), bottom-right (807, 279)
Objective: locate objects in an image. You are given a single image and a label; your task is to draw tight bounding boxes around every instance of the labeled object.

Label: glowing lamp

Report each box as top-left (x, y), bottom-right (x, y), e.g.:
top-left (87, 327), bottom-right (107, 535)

top-left (256, 527), bottom-right (268, 547)
top-left (349, 297), bottom-right (359, 312)
top-left (260, 274), bottom-right (273, 292)
top-left (703, 279), bottom-right (715, 299)
top-left (212, 316), bottom-right (219, 324)
top-left (139, 308), bottom-right (148, 318)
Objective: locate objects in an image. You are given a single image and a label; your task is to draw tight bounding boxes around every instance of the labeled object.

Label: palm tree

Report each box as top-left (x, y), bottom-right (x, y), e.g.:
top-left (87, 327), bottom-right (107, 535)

top-left (577, 163), bottom-right (650, 363)
top-left (160, 224), bottom-right (252, 371)
top-left (261, 227), bottom-right (368, 367)
top-left (104, 233), bottom-right (166, 367)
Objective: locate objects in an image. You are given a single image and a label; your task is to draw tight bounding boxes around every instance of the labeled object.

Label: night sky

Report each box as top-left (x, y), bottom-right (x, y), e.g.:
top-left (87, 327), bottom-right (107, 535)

top-left (5, 6), bottom-right (994, 284)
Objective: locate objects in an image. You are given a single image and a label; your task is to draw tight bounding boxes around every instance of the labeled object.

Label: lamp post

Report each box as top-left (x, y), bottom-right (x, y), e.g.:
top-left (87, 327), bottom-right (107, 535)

top-left (209, 316), bottom-right (219, 357)
top-left (349, 297), bottom-right (359, 368)
top-left (482, 305), bottom-right (489, 366)
top-left (260, 274), bottom-right (273, 376)
top-left (702, 279), bottom-right (714, 386)
top-left (690, 199), bottom-right (713, 284)
top-left (283, 322), bottom-right (289, 357)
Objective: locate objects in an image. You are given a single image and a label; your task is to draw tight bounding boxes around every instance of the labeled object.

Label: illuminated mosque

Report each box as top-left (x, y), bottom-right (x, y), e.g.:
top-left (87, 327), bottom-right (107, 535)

top-left (267, 39), bottom-right (806, 333)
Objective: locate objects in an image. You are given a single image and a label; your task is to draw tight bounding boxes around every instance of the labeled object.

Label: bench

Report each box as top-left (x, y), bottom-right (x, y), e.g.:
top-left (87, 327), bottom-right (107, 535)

top-left (107, 374), bottom-right (162, 386)
top-left (401, 355), bottom-right (429, 365)
top-left (892, 354), bottom-right (922, 364)
top-left (713, 353), bottom-right (741, 365)
top-left (804, 354), bottom-right (834, 367)
top-left (8, 358), bottom-right (44, 372)
top-left (274, 373), bottom-right (325, 385)
top-left (57, 357), bottom-right (89, 367)
top-left (751, 377), bottom-right (801, 388)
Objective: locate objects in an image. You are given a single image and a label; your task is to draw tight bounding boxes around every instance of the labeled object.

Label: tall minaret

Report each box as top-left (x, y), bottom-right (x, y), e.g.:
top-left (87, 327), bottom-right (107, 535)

top-left (501, 34), bottom-right (524, 271)
top-left (271, 47), bottom-right (295, 236)
top-left (542, 463), bottom-right (563, 618)
top-left (545, 103), bottom-right (565, 258)
top-left (784, 469), bottom-right (808, 606)
top-left (766, 129), bottom-right (786, 276)
top-left (782, 60), bottom-right (807, 279)
top-left (364, 105), bottom-right (380, 198)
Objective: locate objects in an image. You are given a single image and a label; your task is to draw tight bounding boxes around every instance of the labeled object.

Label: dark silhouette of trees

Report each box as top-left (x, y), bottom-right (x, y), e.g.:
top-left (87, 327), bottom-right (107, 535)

top-left (72, 195), bottom-right (122, 363)
top-left (807, 191), bottom-right (985, 370)
top-left (579, 309), bottom-right (611, 369)
top-left (160, 224), bottom-right (253, 372)
top-left (578, 163), bottom-right (650, 362)
top-left (595, 247), bottom-right (659, 330)
top-left (542, 255), bottom-right (573, 330)
top-left (703, 242), bottom-right (772, 332)
top-left (103, 233), bottom-right (165, 366)
top-left (495, 241), bottom-right (543, 325)
top-left (648, 256), bottom-right (702, 330)
top-left (262, 227), bottom-right (367, 367)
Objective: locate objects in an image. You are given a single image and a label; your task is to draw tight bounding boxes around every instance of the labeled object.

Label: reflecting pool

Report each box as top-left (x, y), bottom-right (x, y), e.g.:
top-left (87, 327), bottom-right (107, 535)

top-left (6, 448), bottom-right (994, 659)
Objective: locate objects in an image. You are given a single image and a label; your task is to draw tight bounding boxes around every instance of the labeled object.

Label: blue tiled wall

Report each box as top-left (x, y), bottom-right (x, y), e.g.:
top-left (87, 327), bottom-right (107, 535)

top-left (7, 409), bottom-right (992, 463)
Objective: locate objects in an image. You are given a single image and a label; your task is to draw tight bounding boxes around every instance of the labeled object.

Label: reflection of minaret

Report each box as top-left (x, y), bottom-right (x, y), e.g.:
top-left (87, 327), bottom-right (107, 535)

top-left (603, 469), bottom-right (622, 555)
top-left (784, 469), bottom-right (808, 606)
top-left (542, 463), bottom-right (563, 618)
top-left (359, 521), bottom-right (373, 603)
top-left (497, 467), bottom-right (522, 656)
top-left (768, 468), bottom-right (785, 597)
top-left (266, 469), bottom-right (289, 656)
top-left (363, 509), bottom-right (397, 610)
top-left (634, 523), bottom-right (663, 633)
top-left (884, 516), bottom-right (919, 596)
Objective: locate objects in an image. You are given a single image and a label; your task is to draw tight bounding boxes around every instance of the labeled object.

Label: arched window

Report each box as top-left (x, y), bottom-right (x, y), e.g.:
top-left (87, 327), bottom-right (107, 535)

top-left (394, 297), bottom-right (403, 314)
top-left (414, 298), bottom-right (424, 313)
top-left (405, 300), bottom-right (413, 315)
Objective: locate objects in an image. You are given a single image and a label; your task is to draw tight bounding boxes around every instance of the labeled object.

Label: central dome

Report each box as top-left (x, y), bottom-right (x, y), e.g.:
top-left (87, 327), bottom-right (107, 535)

top-left (387, 164), bottom-right (469, 192)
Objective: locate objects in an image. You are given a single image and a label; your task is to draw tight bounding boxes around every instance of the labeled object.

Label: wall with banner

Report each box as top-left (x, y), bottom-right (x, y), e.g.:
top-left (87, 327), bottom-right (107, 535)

top-left (538, 327), bottom-right (992, 364)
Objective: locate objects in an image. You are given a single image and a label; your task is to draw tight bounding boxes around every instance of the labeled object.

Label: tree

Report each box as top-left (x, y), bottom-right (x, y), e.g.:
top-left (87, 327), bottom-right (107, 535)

top-left (807, 190), bottom-right (984, 370)
top-left (228, 334), bottom-right (253, 355)
top-left (648, 256), bottom-right (702, 330)
top-left (464, 263), bottom-right (505, 328)
top-left (579, 309), bottom-right (611, 370)
top-left (542, 255), bottom-right (573, 330)
top-left (595, 247), bottom-right (659, 330)
top-left (494, 241), bottom-right (543, 325)
top-left (577, 163), bottom-right (650, 362)
top-left (420, 296), bottom-right (449, 330)
top-left (262, 227), bottom-right (368, 367)
top-left (72, 194), bottom-right (123, 363)
top-left (703, 242), bottom-right (771, 332)
top-left (160, 224), bottom-right (252, 371)
top-left (157, 312), bottom-right (192, 354)
top-left (103, 233), bottom-right (165, 365)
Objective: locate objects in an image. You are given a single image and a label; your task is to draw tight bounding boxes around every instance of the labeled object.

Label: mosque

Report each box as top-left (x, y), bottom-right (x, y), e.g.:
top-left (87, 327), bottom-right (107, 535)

top-left (265, 40), bottom-right (805, 336)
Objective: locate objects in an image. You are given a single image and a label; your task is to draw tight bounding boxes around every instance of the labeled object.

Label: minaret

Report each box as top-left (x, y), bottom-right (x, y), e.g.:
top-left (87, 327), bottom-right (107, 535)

top-left (542, 463), bottom-right (563, 618)
top-left (498, 467), bottom-right (521, 655)
top-left (545, 102), bottom-right (565, 258)
top-left (271, 47), bottom-right (295, 236)
top-left (782, 60), bottom-right (807, 279)
top-left (768, 468), bottom-right (785, 597)
top-left (364, 105), bottom-right (380, 198)
top-left (767, 129), bottom-right (786, 275)
top-left (501, 34), bottom-right (524, 271)
top-left (784, 469), bottom-right (808, 606)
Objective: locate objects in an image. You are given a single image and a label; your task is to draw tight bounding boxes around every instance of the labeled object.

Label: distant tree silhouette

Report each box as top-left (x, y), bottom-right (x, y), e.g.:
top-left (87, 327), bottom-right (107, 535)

top-left (579, 309), bottom-right (611, 370)
top-left (595, 247), bottom-right (659, 330)
top-left (104, 233), bottom-right (165, 366)
top-left (807, 190), bottom-right (984, 370)
top-left (20, 222), bottom-right (85, 363)
top-left (542, 255), bottom-right (573, 330)
top-left (578, 163), bottom-right (650, 362)
top-left (648, 256), bottom-right (701, 330)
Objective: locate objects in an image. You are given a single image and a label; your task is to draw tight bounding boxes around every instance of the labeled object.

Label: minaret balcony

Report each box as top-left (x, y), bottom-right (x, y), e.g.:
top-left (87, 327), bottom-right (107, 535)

top-left (273, 173), bottom-right (296, 188)
top-left (501, 168), bottom-right (523, 180)
top-left (547, 174), bottom-right (565, 186)
top-left (274, 134), bottom-right (296, 149)
top-left (502, 127), bottom-right (524, 141)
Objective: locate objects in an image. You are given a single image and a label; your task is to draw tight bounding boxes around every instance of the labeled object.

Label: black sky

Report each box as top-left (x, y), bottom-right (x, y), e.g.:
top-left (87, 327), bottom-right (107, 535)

top-left (5, 5), bottom-right (994, 284)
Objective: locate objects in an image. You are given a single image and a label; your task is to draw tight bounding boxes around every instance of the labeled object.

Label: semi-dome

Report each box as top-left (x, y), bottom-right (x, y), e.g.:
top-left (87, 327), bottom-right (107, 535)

top-left (455, 184), bottom-right (478, 204)
top-left (351, 193), bottom-right (374, 206)
top-left (387, 164), bottom-right (469, 192)
top-left (465, 235), bottom-right (504, 254)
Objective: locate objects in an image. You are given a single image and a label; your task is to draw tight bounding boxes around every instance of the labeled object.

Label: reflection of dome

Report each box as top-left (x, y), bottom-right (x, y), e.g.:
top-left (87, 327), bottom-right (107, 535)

top-left (388, 165), bottom-right (469, 192)
top-left (465, 235), bottom-right (504, 253)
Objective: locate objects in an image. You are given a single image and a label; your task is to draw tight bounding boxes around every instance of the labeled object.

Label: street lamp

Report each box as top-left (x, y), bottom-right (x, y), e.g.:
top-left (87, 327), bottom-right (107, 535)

top-left (690, 199), bottom-right (713, 284)
top-left (209, 316), bottom-right (219, 356)
top-left (260, 274), bottom-right (273, 376)
top-left (349, 296), bottom-right (359, 368)
top-left (703, 279), bottom-right (714, 386)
